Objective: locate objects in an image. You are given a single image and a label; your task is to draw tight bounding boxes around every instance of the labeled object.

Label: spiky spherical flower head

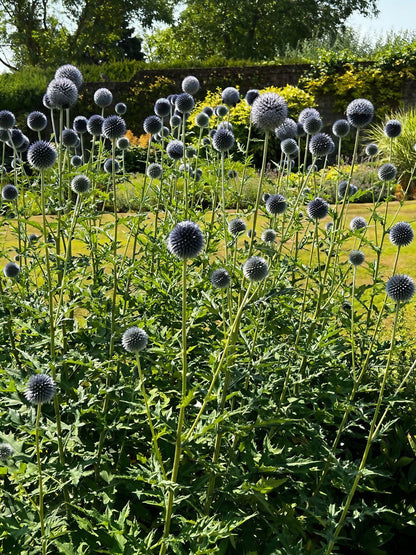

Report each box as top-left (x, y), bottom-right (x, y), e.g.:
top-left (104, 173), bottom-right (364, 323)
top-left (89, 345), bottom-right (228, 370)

top-left (228, 169), bottom-right (238, 179)
top-left (346, 98), bottom-right (374, 128)
top-left (222, 87), bottom-right (240, 107)
top-left (16, 136), bottom-right (29, 153)
top-left (389, 221), bottom-right (414, 247)
top-left (159, 126), bottom-right (170, 139)
top-left (309, 133), bottom-right (335, 158)
top-left (104, 158), bottom-right (120, 173)
top-left (350, 216), bottom-right (367, 231)
top-left (365, 143), bottom-right (379, 157)
top-left (47, 78), bottom-right (78, 109)
top-left (115, 102), bottom-right (127, 115)
top-left (262, 228), bottom-right (277, 243)
top-left (167, 220), bottom-right (204, 260)
top-left (384, 119), bottom-right (402, 138)
top-left (24, 374), bottom-right (55, 405)
top-left (228, 218), bottom-right (246, 235)
top-left (1, 184), bottom-right (18, 201)
top-left (94, 87), bottom-right (113, 108)
top-left (195, 168), bottom-right (203, 181)
top-left (175, 93), bottom-right (195, 114)
top-left (247, 229), bottom-right (256, 238)
top-left (73, 115), bottom-right (88, 134)
top-left (3, 261), bottom-right (20, 278)
top-left (62, 128), bottom-right (79, 148)
top-left (303, 115), bottom-right (323, 136)
top-left (202, 106), bottom-right (214, 117)
top-left (262, 193), bottom-right (271, 202)
top-left (168, 94), bottom-right (177, 106)
top-left (170, 114), bottom-right (181, 128)
top-left (266, 193), bottom-right (287, 215)
top-left (143, 115), bottom-right (162, 136)
top-left (0, 443), bottom-right (13, 460)
top-left (210, 268), bottom-right (231, 289)
top-left (332, 118), bottom-right (350, 138)
top-left (325, 221), bottom-right (334, 232)
top-left (202, 137), bottom-right (211, 146)
top-left (298, 107), bottom-right (320, 124)
top-left (212, 128), bottom-right (235, 152)
top-left (182, 75), bottom-right (200, 95)
top-left (122, 326), bottom-right (148, 353)
top-left (378, 163), bottom-right (397, 182)
top-left (307, 197), bottom-right (329, 220)
top-left (87, 115), bottom-right (104, 136)
top-left (296, 122), bottom-right (306, 137)
top-left (195, 112), bottom-right (210, 128)
top-left (27, 140), bottom-right (57, 170)
top-left (386, 274), bottom-right (415, 302)
top-left (0, 110), bottom-right (15, 130)
top-left (102, 115), bottom-right (127, 140)
top-left (251, 92), bottom-right (288, 133)
top-left (214, 104), bottom-right (229, 118)
top-left (281, 137), bottom-right (298, 156)
top-left (28, 233), bottom-right (39, 243)
top-left (349, 250), bottom-right (365, 266)
top-left (71, 174), bottom-right (91, 195)
top-left (42, 93), bottom-right (53, 110)
top-left (154, 98), bottom-right (171, 118)
top-left (245, 89), bottom-right (260, 106)
top-left (166, 139), bottom-right (184, 160)
top-left (0, 130), bottom-right (8, 142)
top-left (55, 64), bottom-right (83, 89)
top-left (27, 111), bottom-right (47, 132)
top-left (117, 137), bottom-right (130, 150)
top-left (71, 155), bottom-right (83, 168)
top-left (338, 180), bottom-right (358, 198)
top-left (7, 129), bottom-right (24, 149)
top-left (186, 146), bottom-right (196, 158)
top-left (275, 118), bottom-right (297, 141)
top-left (243, 256), bottom-right (269, 282)
top-left (147, 163), bottom-right (163, 179)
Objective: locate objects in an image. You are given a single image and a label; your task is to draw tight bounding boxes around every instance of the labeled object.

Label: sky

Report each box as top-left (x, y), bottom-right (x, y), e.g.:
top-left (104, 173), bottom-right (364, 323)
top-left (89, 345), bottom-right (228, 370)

top-left (347, 0), bottom-right (416, 38)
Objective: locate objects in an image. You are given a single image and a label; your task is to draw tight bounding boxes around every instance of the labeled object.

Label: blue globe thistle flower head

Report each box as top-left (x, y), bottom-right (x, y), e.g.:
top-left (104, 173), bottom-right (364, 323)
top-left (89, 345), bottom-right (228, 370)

top-left (384, 119), bottom-right (402, 138)
top-left (166, 139), bottom-right (184, 160)
top-left (0, 110), bottom-right (16, 130)
top-left (261, 228), bottom-right (277, 243)
top-left (296, 121), bottom-right (306, 137)
top-left (338, 180), bottom-right (358, 198)
top-left (7, 129), bottom-right (24, 149)
top-left (154, 98), bottom-right (171, 118)
top-left (243, 256), bottom-right (269, 282)
top-left (210, 268), bottom-right (231, 289)
top-left (346, 98), bottom-right (374, 128)
top-left (16, 135), bottom-right (29, 153)
top-left (298, 107), bottom-right (320, 124)
top-left (386, 274), bottom-right (415, 302)
top-left (143, 115), bottom-right (162, 136)
top-left (251, 92), bottom-right (288, 133)
top-left (0, 130), bottom-right (8, 142)
top-left (202, 137), bottom-right (211, 146)
top-left (365, 143), bottom-right (379, 157)
top-left (24, 373), bottom-right (55, 405)
top-left (28, 233), bottom-right (39, 243)
top-left (202, 106), bottom-right (214, 117)
top-left (175, 93), bottom-right (195, 114)
top-left (0, 442), bottom-right (13, 460)
top-left (195, 168), bottom-right (203, 181)
top-left (1, 184), bottom-right (18, 201)
top-left (228, 218), bottom-right (246, 236)
top-left (94, 87), bottom-right (113, 108)
top-left (228, 169), bottom-right (238, 179)
top-left (185, 146), bottom-right (196, 158)
top-left (117, 137), bottom-right (130, 150)
top-left (247, 229), bottom-right (256, 239)
top-left (115, 102), bottom-right (127, 115)
top-left (195, 112), bottom-right (210, 128)
top-left (102, 115), bottom-right (127, 140)
top-left (275, 118), bottom-right (297, 141)
top-left (71, 155), bottom-right (83, 168)
top-left (218, 121), bottom-right (233, 132)
top-left (147, 163), bottom-right (163, 179)
top-left (55, 64), bottom-right (83, 89)
top-left (222, 87), bottom-right (240, 107)
top-left (71, 174), bottom-right (91, 195)
top-left (214, 105), bottom-right (229, 118)
top-left (307, 197), bottom-right (329, 220)
top-left (73, 115), bottom-right (88, 134)
top-left (212, 128), bottom-right (235, 152)
top-left (332, 119), bottom-right (350, 138)
top-left (27, 111), bottom-right (47, 132)
top-left (122, 326), bottom-right (148, 353)
top-left (27, 140), bottom-right (57, 170)
top-left (179, 162), bottom-right (192, 174)
top-left (262, 193), bottom-right (271, 202)
top-left (62, 128), bottom-right (79, 148)
top-left (42, 93), bottom-right (54, 110)
top-left (303, 115), bottom-right (323, 136)
top-left (167, 220), bottom-right (204, 260)
top-left (378, 163), bottom-right (397, 182)
top-left (104, 158), bottom-right (120, 173)
top-left (245, 89), bottom-right (260, 106)
top-left (266, 193), bottom-right (287, 215)
top-left (325, 221), bottom-right (334, 232)
top-left (182, 75), bottom-right (200, 95)
top-left (170, 114), bottom-right (181, 128)
top-left (309, 133), bottom-right (335, 158)
top-left (47, 78), bottom-right (78, 109)
top-left (168, 94), bottom-right (177, 106)
top-left (350, 216), bottom-right (367, 231)
top-left (3, 261), bottom-right (20, 278)
top-left (281, 138), bottom-right (298, 156)
top-left (349, 250), bottom-right (365, 266)
top-left (87, 115), bottom-right (104, 136)
top-left (389, 221), bottom-right (414, 247)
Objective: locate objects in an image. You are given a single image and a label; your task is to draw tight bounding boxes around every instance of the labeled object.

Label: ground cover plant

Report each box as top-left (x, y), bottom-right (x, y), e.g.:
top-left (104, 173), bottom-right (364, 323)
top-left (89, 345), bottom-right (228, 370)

top-left (0, 66), bottom-right (416, 555)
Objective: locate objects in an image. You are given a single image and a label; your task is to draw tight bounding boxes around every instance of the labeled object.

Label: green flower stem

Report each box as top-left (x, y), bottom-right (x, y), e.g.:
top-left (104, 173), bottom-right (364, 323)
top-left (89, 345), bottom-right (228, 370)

top-left (35, 403), bottom-right (47, 555)
top-left (248, 131), bottom-right (269, 258)
top-left (191, 127), bottom-right (204, 208)
top-left (182, 113), bottom-right (189, 218)
top-left (0, 278), bottom-right (20, 366)
top-left (220, 152), bottom-right (229, 261)
top-left (55, 108), bottom-right (64, 277)
top-left (350, 266), bottom-right (357, 382)
top-left (236, 119), bottom-right (253, 214)
top-left (325, 301), bottom-right (401, 555)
